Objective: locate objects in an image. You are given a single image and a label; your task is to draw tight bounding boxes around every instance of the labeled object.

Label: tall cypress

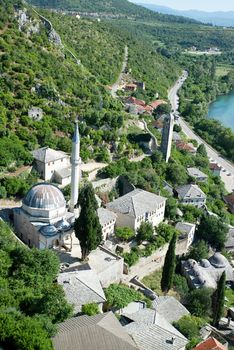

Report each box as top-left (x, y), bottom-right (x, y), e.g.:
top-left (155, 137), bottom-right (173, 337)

top-left (74, 184), bottom-right (103, 260)
top-left (212, 271), bottom-right (226, 327)
top-left (161, 232), bottom-right (177, 293)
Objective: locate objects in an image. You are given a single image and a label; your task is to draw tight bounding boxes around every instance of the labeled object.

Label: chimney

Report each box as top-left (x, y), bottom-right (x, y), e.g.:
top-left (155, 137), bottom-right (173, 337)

top-left (171, 337), bottom-right (175, 344)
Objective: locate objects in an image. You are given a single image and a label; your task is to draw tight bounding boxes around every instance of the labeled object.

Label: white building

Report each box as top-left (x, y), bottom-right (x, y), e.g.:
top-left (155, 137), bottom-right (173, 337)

top-left (106, 189), bottom-right (166, 231)
top-left (175, 222), bottom-right (196, 250)
top-left (32, 147), bottom-right (71, 186)
top-left (97, 207), bottom-right (117, 240)
top-left (175, 184), bottom-right (206, 208)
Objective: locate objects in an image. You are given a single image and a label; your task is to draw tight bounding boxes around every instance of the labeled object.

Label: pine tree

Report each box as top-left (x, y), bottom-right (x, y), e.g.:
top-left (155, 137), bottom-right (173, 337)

top-left (161, 232), bottom-right (177, 293)
top-left (74, 184), bottom-right (103, 260)
top-left (212, 271), bottom-right (226, 327)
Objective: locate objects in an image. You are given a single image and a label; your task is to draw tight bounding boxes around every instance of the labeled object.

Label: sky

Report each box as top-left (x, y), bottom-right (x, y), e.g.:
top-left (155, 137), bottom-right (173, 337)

top-left (130, 0), bottom-right (234, 12)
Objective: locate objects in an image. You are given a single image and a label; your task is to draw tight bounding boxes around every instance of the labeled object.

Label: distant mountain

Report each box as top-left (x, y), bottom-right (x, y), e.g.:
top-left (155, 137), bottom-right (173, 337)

top-left (136, 3), bottom-right (234, 27)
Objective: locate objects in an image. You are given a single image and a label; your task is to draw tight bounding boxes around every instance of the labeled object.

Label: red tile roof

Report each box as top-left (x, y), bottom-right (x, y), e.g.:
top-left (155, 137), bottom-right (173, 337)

top-left (192, 337), bottom-right (227, 350)
top-left (209, 163), bottom-right (222, 171)
top-left (150, 100), bottom-right (167, 109)
top-left (175, 141), bottom-right (196, 153)
top-left (152, 119), bottom-right (164, 129)
top-left (126, 97), bottom-right (146, 106)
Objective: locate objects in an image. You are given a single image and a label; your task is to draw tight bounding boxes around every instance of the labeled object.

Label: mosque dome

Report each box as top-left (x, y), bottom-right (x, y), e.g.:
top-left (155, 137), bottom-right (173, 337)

top-left (209, 252), bottom-right (228, 269)
top-left (23, 183), bottom-right (66, 211)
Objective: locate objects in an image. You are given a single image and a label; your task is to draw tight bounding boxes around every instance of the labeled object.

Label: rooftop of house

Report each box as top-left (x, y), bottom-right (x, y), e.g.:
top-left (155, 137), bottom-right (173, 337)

top-left (106, 189), bottom-right (166, 219)
top-left (187, 167), bottom-right (208, 180)
top-left (175, 141), bottom-right (196, 153)
top-left (97, 207), bottom-right (117, 227)
top-left (223, 193), bottom-right (234, 206)
top-left (32, 146), bottom-right (68, 163)
top-left (181, 253), bottom-right (234, 289)
top-left (192, 337), bottom-right (227, 350)
top-left (150, 100), bottom-right (167, 109)
top-left (225, 228), bottom-right (234, 250)
top-left (175, 222), bottom-right (196, 236)
top-left (123, 309), bottom-right (188, 350)
top-left (209, 163), bottom-right (222, 171)
top-left (57, 269), bottom-right (106, 313)
top-left (55, 167), bottom-right (71, 179)
top-left (176, 184), bottom-right (206, 200)
top-left (151, 119), bottom-right (164, 129)
top-left (53, 312), bottom-right (138, 350)
top-left (152, 296), bottom-right (190, 324)
top-left (126, 96), bottom-right (146, 107)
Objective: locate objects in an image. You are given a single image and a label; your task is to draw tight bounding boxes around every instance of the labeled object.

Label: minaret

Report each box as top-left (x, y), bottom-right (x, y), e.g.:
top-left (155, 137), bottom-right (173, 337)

top-left (161, 113), bottom-right (174, 163)
top-left (70, 120), bottom-right (81, 213)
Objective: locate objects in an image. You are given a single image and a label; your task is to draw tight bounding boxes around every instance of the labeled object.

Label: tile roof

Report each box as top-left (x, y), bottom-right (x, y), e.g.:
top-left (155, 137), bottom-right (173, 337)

top-left (106, 189), bottom-right (166, 218)
top-left (55, 167), bottom-right (71, 179)
top-left (223, 193), bottom-right (234, 206)
top-left (187, 168), bottom-right (208, 180)
top-left (209, 163), bottom-right (222, 171)
top-left (126, 97), bottom-right (146, 106)
top-left (192, 337), bottom-right (227, 350)
top-left (153, 296), bottom-right (190, 323)
top-left (53, 312), bottom-right (138, 350)
top-left (32, 146), bottom-right (68, 163)
top-left (97, 207), bottom-right (117, 227)
top-left (175, 141), bottom-right (196, 153)
top-left (57, 270), bottom-right (106, 313)
top-left (225, 228), bottom-right (234, 250)
top-left (124, 321), bottom-right (187, 350)
top-left (176, 184), bottom-right (206, 200)
top-left (175, 222), bottom-right (195, 236)
top-left (150, 100), bottom-right (167, 109)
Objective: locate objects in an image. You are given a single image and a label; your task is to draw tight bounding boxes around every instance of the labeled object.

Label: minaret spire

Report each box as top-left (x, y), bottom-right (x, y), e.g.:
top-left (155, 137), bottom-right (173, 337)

top-left (70, 118), bottom-right (81, 213)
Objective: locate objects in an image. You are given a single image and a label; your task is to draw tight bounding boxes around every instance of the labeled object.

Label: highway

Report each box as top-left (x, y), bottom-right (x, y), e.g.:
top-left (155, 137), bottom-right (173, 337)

top-left (168, 72), bottom-right (234, 193)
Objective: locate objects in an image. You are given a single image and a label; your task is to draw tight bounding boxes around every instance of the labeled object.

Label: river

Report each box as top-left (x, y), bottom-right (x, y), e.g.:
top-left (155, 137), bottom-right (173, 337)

top-left (208, 89), bottom-right (234, 131)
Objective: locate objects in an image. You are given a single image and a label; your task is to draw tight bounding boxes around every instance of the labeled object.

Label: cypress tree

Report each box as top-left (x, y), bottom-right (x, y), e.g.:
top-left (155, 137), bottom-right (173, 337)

top-left (161, 232), bottom-right (177, 293)
top-left (74, 184), bottom-right (103, 260)
top-left (212, 271), bottom-right (226, 327)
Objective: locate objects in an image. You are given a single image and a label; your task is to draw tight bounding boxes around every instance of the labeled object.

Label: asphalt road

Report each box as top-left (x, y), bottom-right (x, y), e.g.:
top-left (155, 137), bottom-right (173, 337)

top-left (168, 72), bottom-right (234, 194)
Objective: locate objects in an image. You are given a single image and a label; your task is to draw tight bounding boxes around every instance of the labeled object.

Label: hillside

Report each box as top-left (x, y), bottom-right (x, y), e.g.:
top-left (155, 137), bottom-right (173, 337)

top-left (27, 0), bottom-right (198, 23)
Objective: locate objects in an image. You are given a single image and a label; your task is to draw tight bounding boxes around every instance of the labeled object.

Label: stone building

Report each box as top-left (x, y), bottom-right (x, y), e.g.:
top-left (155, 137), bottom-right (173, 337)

top-left (160, 114), bottom-right (174, 163)
top-left (187, 167), bottom-right (208, 182)
top-left (106, 189), bottom-right (166, 232)
top-left (97, 207), bottom-right (117, 240)
top-left (175, 184), bottom-right (206, 208)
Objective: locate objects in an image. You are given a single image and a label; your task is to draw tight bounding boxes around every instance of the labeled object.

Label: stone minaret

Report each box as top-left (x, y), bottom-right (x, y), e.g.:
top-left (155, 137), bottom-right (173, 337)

top-left (70, 120), bottom-right (81, 213)
top-left (161, 113), bottom-right (174, 163)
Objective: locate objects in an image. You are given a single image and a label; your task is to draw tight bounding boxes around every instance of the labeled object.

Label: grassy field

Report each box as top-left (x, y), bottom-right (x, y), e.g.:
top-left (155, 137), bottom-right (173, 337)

top-left (141, 269), bottom-right (178, 298)
top-left (216, 64), bottom-right (234, 77)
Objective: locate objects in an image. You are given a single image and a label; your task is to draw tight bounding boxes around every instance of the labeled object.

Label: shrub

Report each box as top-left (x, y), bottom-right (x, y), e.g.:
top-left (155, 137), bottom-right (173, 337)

top-left (81, 303), bottom-right (100, 316)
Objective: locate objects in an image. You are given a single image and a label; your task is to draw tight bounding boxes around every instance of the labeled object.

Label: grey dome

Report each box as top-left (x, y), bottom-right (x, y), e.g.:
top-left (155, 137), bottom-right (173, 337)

top-left (57, 219), bottom-right (71, 232)
top-left (200, 259), bottom-right (211, 268)
top-left (23, 183), bottom-right (66, 210)
top-left (40, 225), bottom-right (58, 237)
top-left (209, 253), bottom-right (228, 269)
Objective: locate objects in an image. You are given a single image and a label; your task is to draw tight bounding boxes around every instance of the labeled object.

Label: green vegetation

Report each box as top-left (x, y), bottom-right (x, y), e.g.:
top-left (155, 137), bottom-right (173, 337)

top-left (161, 232), bottom-right (177, 293)
top-left (186, 240), bottom-right (209, 261)
top-left (0, 220), bottom-right (73, 349)
top-left (136, 222), bottom-right (154, 244)
top-left (74, 184), bottom-right (103, 260)
top-left (81, 303), bottom-right (100, 316)
top-left (174, 315), bottom-right (206, 350)
top-left (197, 214), bottom-right (229, 250)
top-left (212, 272), bottom-right (226, 327)
top-left (115, 227), bottom-right (134, 242)
top-left (186, 288), bottom-right (213, 318)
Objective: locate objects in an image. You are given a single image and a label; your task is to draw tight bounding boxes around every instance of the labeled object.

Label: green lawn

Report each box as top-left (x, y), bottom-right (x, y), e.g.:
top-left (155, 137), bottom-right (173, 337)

top-left (216, 64), bottom-right (234, 78)
top-left (141, 269), bottom-right (178, 297)
top-left (225, 288), bottom-right (234, 308)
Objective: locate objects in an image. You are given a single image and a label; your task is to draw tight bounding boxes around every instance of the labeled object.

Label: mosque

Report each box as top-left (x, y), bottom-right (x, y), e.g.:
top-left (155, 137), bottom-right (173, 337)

top-left (13, 122), bottom-right (82, 249)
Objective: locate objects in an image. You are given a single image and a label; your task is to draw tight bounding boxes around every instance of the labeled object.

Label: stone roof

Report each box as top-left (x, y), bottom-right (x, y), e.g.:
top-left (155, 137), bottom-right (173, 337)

top-left (53, 312), bottom-right (138, 350)
top-left (124, 310), bottom-right (188, 350)
top-left (57, 270), bottom-right (106, 313)
top-left (176, 184), bottom-right (206, 200)
top-left (55, 167), bottom-right (71, 179)
top-left (32, 146), bottom-right (68, 163)
top-left (181, 253), bottom-right (234, 289)
top-left (192, 337), bottom-right (227, 350)
top-left (225, 228), bottom-right (234, 251)
top-left (23, 183), bottom-right (66, 210)
top-left (97, 207), bottom-right (117, 227)
top-left (223, 193), bottom-right (234, 206)
top-left (175, 222), bottom-right (195, 236)
top-left (187, 167), bottom-right (208, 180)
top-left (106, 189), bottom-right (166, 218)
top-left (153, 296), bottom-right (190, 323)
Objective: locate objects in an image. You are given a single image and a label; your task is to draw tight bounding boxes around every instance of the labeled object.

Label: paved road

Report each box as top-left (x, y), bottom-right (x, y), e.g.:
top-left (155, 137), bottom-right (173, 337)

top-left (110, 46), bottom-right (128, 98)
top-left (168, 72), bottom-right (234, 193)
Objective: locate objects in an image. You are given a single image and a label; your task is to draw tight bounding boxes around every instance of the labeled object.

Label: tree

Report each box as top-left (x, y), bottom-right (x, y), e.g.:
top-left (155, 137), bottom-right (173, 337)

top-left (136, 222), bottom-right (154, 243)
top-left (161, 232), bottom-right (177, 293)
top-left (186, 240), bottom-right (209, 261)
top-left (197, 215), bottom-right (228, 250)
top-left (82, 303), bottom-right (100, 316)
top-left (104, 284), bottom-right (142, 309)
top-left (115, 227), bottom-right (134, 242)
top-left (74, 184), bottom-right (103, 260)
top-left (166, 163), bottom-right (188, 186)
top-left (212, 272), bottom-right (226, 327)
top-left (173, 124), bottom-right (182, 133)
top-left (187, 288), bottom-right (213, 317)
top-left (197, 144), bottom-right (207, 158)
top-left (165, 197), bottom-right (178, 220)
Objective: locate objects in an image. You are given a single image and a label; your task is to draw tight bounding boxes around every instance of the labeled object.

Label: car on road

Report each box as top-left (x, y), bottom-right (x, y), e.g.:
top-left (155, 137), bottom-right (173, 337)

top-left (227, 173), bottom-right (231, 176)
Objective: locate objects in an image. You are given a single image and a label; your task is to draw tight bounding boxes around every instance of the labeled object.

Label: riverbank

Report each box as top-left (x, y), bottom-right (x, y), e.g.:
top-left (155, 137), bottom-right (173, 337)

top-left (208, 89), bottom-right (234, 131)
